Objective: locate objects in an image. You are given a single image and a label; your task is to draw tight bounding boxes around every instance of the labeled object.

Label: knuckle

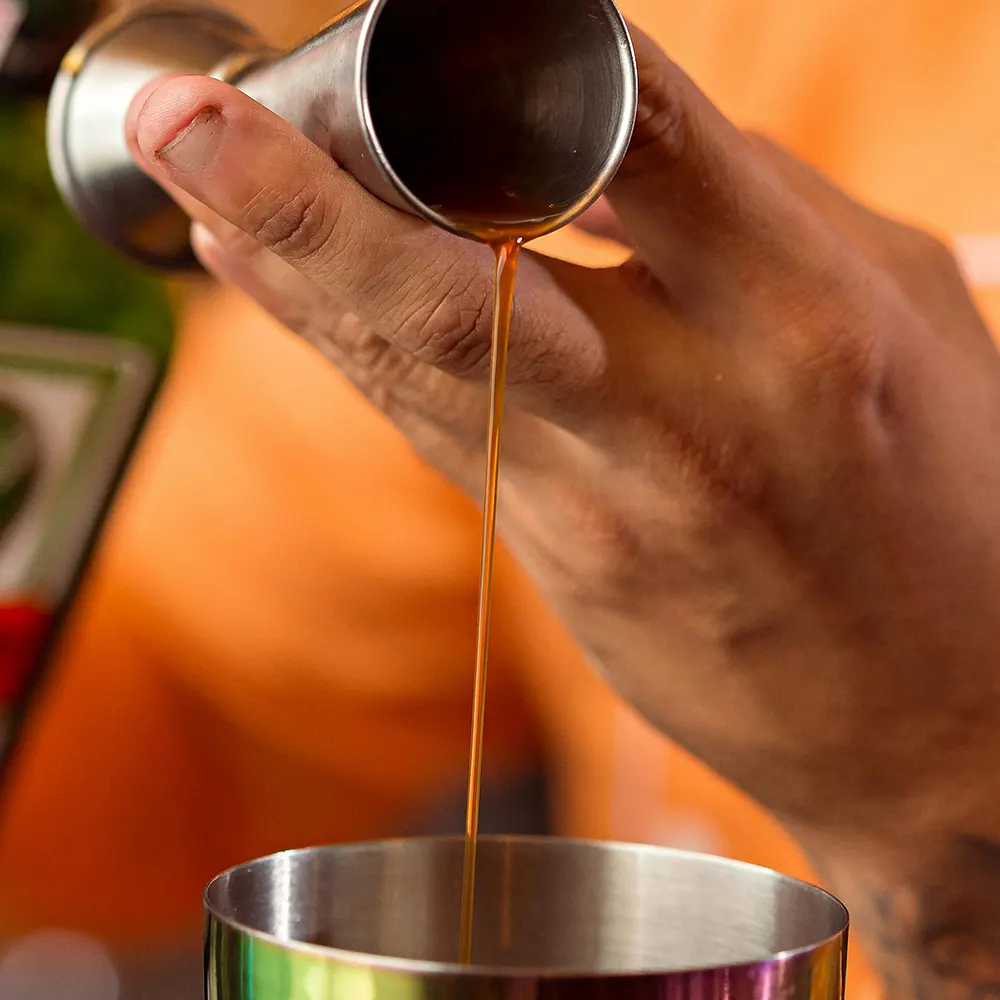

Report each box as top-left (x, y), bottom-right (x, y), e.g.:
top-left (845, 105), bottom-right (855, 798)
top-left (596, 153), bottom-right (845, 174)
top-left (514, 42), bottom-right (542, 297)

top-left (784, 293), bottom-right (884, 404)
top-left (343, 324), bottom-right (398, 375)
top-left (767, 256), bottom-right (888, 405)
top-left (906, 228), bottom-right (954, 264)
top-left (577, 518), bottom-right (646, 602)
top-left (626, 58), bottom-right (690, 166)
top-left (878, 221), bottom-right (964, 283)
top-left (404, 256), bottom-right (494, 377)
top-left (527, 488), bottom-right (648, 607)
top-left (309, 315), bottom-right (421, 415)
top-left (878, 225), bottom-right (977, 322)
top-left (419, 296), bottom-right (493, 377)
top-left (344, 330), bottom-right (416, 410)
top-left (617, 257), bottom-right (672, 302)
top-left (242, 183), bottom-right (338, 262)
top-left (905, 229), bottom-right (964, 280)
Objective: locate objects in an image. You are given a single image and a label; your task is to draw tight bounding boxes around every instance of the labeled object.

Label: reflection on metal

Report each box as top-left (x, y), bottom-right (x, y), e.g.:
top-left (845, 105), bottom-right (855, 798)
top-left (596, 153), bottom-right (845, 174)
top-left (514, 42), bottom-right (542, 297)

top-left (205, 836), bottom-right (849, 1000)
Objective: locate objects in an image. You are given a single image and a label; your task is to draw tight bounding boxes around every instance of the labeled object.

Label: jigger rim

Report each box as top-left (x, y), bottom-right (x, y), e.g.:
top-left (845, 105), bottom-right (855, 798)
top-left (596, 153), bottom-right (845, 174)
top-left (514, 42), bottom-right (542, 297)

top-left (204, 834), bottom-right (849, 979)
top-left (355, 0), bottom-right (639, 242)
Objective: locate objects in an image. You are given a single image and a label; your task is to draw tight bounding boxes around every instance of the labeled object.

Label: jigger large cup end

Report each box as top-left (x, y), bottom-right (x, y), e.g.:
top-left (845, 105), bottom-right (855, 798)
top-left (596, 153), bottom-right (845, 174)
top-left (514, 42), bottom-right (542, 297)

top-left (205, 836), bottom-right (849, 1000)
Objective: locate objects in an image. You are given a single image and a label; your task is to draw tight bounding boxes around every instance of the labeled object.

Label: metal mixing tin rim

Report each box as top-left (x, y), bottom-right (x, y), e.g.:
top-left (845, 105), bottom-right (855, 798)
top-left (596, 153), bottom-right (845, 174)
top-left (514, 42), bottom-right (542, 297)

top-left (45, 1), bottom-right (257, 270)
top-left (204, 833), bottom-right (850, 981)
top-left (354, 0), bottom-right (640, 244)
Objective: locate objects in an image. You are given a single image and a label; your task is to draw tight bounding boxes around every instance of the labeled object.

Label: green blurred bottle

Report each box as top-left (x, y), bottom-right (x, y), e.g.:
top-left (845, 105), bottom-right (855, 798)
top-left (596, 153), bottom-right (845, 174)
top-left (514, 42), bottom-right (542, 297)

top-left (0, 0), bottom-right (175, 780)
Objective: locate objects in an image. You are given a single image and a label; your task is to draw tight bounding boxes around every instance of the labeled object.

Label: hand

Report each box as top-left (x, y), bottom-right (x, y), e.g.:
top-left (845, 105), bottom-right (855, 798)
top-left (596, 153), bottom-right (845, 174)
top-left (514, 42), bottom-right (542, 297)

top-left (126, 28), bottom-right (1000, 999)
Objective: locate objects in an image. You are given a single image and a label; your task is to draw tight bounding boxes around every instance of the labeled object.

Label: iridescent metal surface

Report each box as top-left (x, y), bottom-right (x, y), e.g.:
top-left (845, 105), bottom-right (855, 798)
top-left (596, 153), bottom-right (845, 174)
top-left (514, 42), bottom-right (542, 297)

top-left (205, 836), bottom-right (849, 1000)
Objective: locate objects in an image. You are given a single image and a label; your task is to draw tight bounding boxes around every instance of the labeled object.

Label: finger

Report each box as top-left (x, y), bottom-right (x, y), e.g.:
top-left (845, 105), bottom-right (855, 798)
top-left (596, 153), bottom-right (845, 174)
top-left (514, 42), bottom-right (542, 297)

top-left (574, 198), bottom-right (634, 247)
top-left (127, 76), bottom-right (605, 423)
top-left (190, 221), bottom-right (490, 446)
top-left (189, 220), bottom-right (349, 349)
top-left (190, 222), bottom-right (564, 460)
top-left (746, 133), bottom-right (871, 218)
top-left (746, 132), bottom-right (910, 253)
top-left (746, 133), bottom-right (979, 325)
top-left (604, 26), bottom-right (831, 315)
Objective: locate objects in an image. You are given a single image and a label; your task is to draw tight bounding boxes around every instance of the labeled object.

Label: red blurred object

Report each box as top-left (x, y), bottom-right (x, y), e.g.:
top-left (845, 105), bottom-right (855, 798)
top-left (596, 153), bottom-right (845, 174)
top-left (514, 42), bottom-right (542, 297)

top-left (0, 601), bottom-right (52, 704)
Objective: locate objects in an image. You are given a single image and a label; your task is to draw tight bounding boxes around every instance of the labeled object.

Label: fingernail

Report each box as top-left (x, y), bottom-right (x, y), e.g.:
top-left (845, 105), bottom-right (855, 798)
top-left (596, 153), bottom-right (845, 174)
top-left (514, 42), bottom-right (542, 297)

top-left (155, 107), bottom-right (223, 173)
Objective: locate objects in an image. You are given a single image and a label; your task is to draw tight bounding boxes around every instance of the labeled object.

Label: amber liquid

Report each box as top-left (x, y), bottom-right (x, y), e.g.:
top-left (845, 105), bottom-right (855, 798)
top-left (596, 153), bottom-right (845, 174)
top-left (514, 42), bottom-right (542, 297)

top-left (458, 237), bottom-right (522, 965)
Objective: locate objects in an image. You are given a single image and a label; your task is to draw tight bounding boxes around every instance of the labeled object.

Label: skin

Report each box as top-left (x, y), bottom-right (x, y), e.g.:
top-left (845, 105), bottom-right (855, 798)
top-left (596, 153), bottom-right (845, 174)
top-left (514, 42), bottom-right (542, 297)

top-left (125, 27), bottom-right (1000, 1000)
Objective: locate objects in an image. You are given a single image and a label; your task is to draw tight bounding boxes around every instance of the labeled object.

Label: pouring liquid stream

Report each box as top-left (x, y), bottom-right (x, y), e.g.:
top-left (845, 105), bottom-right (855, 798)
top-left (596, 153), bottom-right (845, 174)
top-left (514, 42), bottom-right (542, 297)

top-left (459, 237), bottom-right (522, 965)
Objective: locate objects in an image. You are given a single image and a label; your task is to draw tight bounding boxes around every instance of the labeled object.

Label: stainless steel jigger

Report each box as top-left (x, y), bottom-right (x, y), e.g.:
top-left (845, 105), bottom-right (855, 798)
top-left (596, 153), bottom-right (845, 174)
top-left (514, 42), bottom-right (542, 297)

top-left (205, 836), bottom-right (849, 1000)
top-left (47, 0), bottom-right (638, 269)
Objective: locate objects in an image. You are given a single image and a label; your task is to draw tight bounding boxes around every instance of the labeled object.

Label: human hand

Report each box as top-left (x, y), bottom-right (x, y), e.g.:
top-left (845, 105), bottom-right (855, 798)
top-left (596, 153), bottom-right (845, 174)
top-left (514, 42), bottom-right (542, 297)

top-left (126, 27), bottom-right (1000, 998)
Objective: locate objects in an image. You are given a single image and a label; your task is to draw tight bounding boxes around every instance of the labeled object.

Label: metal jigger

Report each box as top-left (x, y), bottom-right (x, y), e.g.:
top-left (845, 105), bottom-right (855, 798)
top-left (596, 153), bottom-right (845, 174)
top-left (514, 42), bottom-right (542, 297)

top-left (47, 0), bottom-right (638, 269)
top-left (205, 836), bottom-right (849, 1000)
